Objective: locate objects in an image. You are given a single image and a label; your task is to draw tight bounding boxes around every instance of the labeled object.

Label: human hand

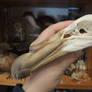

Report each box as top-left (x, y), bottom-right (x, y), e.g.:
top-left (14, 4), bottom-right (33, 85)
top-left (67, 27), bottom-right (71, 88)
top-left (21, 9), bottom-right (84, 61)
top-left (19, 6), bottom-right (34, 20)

top-left (23, 21), bottom-right (83, 92)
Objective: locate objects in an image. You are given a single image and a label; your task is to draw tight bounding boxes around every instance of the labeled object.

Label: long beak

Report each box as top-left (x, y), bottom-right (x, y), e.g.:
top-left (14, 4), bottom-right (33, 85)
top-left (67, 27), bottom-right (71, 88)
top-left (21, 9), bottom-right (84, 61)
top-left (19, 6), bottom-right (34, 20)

top-left (11, 15), bottom-right (92, 79)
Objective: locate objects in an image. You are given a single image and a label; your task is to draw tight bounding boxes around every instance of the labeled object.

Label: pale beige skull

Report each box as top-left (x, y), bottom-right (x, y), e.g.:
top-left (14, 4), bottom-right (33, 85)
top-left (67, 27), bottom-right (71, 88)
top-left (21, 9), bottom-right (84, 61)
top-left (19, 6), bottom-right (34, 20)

top-left (11, 15), bottom-right (92, 79)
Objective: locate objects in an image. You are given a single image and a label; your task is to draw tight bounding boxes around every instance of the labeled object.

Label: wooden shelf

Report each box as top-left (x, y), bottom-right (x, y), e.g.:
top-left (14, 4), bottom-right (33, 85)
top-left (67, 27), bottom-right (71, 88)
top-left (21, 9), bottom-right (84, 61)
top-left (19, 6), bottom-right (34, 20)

top-left (58, 75), bottom-right (92, 90)
top-left (0, 73), bottom-right (24, 86)
top-left (0, 0), bottom-right (91, 7)
top-left (0, 73), bottom-right (92, 90)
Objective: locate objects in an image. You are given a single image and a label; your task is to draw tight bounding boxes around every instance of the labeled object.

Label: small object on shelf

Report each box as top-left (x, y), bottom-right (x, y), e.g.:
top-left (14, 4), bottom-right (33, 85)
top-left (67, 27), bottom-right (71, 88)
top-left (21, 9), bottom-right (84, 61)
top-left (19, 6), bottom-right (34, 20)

top-left (8, 15), bottom-right (41, 43)
top-left (64, 69), bottom-right (72, 76)
top-left (0, 52), bottom-right (17, 73)
top-left (64, 64), bottom-right (76, 76)
top-left (76, 59), bottom-right (86, 71)
top-left (8, 17), bottom-right (27, 42)
top-left (24, 12), bottom-right (41, 32)
top-left (37, 15), bottom-right (56, 29)
top-left (71, 70), bottom-right (91, 82)
top-left (7, 15), bottom-right (41, 54)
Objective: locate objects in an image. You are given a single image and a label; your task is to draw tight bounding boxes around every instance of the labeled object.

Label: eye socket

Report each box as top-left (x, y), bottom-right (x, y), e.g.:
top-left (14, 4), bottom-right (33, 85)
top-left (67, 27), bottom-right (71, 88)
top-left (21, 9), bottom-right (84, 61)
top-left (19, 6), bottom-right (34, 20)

top-left (79, 29), bottom-right (87, 34)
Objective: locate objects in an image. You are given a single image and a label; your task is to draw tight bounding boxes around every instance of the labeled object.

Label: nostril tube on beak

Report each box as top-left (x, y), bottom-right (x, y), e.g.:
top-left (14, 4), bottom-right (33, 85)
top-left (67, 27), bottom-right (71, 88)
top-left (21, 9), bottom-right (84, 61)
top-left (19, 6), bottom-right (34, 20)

top-left (79, 29), bottom-right (87, 34)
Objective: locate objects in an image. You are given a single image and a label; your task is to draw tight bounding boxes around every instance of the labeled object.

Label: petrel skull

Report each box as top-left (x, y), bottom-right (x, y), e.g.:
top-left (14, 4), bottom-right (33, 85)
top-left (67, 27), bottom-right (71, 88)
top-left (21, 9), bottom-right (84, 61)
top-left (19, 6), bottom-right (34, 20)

top-left (11, 15), bottom-right (92, 79)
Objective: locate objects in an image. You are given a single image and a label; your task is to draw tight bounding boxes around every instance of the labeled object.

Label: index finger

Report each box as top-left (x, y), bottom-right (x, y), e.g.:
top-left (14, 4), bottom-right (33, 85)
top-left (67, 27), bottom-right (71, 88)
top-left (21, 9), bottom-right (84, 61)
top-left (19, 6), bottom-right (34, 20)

top-left (31, 21), bottom-right (73, 46)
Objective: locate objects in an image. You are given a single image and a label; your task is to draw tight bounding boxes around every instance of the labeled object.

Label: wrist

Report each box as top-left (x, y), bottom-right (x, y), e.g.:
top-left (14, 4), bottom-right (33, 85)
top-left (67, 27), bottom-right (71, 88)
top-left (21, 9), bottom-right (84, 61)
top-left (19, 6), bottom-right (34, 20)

top-left (13, 84), bottom-right (25, 92)
top-left (22, 84), bottom-right (30, 92)
top-left (22, 85), bottom-right (26, 92)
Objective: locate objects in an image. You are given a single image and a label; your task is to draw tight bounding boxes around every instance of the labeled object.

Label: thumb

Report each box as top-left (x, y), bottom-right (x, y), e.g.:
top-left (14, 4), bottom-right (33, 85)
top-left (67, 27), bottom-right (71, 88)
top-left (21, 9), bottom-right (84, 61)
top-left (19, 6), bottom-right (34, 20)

top-left (31, 21), bottom-right (73, 46)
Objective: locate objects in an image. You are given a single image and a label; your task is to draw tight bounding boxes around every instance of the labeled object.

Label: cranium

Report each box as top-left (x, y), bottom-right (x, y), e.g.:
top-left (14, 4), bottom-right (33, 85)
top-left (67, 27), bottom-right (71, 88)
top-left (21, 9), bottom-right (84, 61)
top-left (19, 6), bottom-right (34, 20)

top-left (11, 14), bottom-right (92, 79)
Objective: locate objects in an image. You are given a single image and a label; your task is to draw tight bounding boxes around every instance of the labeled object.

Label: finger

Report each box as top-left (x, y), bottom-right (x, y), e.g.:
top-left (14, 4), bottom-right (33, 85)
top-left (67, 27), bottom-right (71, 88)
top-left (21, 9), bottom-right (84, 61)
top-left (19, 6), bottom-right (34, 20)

top-left (31, 21), bottom-right (73, 46)
top-left (51, 50), bottom-right (84, 71)
top-left (53, 50), bottom-right (83, 67)
top-left (57, 50), bottom-right (84, 73)
top-left (63, 50), bottom-right (83, 63)
top-left (59, 50), bottom-right (83, 64)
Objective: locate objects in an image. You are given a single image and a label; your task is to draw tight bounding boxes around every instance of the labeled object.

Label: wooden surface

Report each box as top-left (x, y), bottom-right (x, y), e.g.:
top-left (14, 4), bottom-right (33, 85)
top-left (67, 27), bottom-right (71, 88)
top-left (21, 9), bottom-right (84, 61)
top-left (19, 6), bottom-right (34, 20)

top-left (58, 75), bottom-right (92, 90)
top-left (0, 73), bottom-right (92, 90)
top-left (86, 47), bottom-right (92, 78)
top-left (0, 73), bottom-right (24, 86)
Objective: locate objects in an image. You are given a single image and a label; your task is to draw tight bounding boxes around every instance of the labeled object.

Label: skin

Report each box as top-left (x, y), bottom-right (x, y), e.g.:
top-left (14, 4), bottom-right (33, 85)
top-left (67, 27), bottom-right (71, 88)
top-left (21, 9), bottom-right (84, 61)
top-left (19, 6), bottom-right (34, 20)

top-left (22, 21), bottom-right (83, 92)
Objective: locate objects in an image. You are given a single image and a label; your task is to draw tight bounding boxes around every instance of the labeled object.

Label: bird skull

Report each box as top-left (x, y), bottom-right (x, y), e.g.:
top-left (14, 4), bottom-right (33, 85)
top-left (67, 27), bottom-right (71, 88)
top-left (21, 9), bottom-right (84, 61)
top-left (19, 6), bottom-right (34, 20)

top-left (61, 14), bottom-right (92, 52)
top-left (11, 14), bottom-right (92, 79)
